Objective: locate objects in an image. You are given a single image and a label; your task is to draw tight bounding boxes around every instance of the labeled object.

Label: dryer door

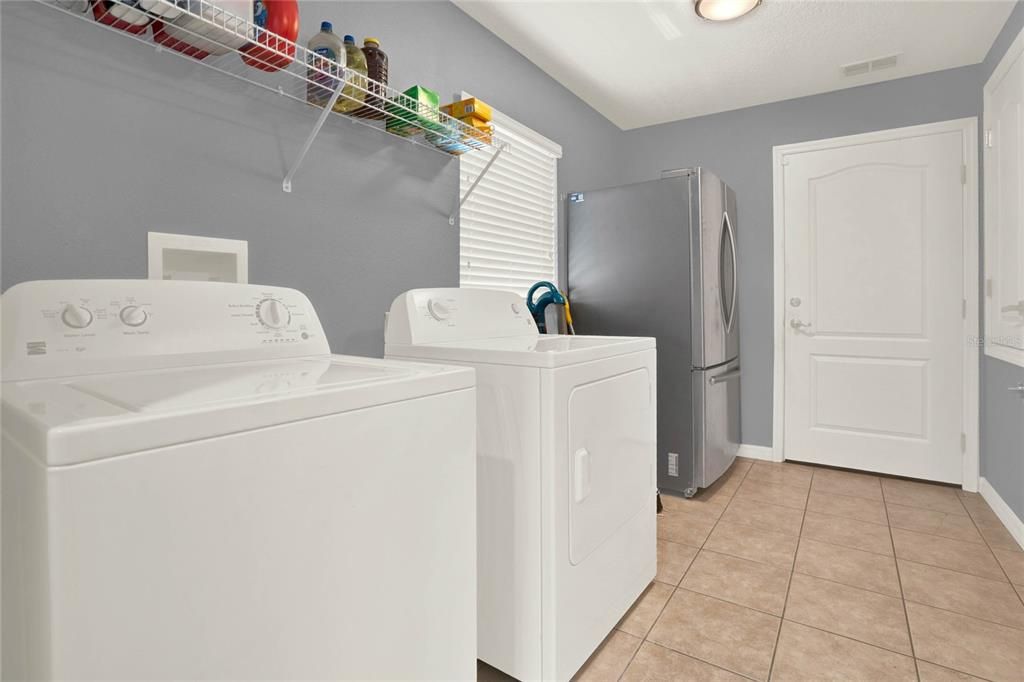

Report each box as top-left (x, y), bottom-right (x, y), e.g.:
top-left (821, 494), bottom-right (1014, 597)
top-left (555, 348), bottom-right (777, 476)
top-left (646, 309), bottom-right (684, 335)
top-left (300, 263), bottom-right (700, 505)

top-left (566, 366), bottom-right (654, 565)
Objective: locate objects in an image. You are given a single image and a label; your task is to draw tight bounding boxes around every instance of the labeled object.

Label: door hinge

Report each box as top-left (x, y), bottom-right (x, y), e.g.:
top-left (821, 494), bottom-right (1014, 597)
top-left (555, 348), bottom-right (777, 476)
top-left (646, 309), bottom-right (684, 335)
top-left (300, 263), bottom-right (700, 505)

top-left (985, 129), bottom-right (994, 148)
top-left (960, 433), bottom-right (967, 453)
top-left (961, 164), bottom-right (968, 185)
top-left (962, 298), bottom-right (968, 319)
top-left (986, 278), bottom-right (994, 298)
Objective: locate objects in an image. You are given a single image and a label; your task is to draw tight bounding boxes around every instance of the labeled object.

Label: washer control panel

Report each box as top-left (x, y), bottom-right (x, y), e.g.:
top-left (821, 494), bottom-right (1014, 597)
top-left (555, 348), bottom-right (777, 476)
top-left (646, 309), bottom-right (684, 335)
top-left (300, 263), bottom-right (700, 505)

top-left (2, 280), bottom-right (330, 381)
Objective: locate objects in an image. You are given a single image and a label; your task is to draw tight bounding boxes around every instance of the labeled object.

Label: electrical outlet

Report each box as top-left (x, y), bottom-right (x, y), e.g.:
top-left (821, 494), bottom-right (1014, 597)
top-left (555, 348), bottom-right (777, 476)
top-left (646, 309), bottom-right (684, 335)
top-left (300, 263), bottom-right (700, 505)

top-left (667, 452), bottom-right (679, 477)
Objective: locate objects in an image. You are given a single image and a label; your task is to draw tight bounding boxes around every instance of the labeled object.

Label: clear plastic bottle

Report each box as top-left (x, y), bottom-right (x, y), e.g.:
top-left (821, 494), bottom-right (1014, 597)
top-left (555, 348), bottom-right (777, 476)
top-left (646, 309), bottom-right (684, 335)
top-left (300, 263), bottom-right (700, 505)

top-left (307, 22), bottom-right (344, 107)
top-left (335, 35), bottom-right (368, 114)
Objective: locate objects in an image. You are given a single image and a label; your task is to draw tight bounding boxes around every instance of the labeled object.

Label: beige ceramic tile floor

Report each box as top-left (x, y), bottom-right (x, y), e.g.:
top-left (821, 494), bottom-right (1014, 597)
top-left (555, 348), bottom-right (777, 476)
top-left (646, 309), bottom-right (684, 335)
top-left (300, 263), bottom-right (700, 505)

top-left (478, 458), bottom-right (1024, 682)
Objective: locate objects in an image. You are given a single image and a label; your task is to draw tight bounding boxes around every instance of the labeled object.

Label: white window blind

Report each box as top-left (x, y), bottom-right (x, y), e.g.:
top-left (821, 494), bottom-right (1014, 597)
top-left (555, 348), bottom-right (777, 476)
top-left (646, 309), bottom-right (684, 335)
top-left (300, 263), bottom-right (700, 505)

top-left (459, 107), bottom-right (562, 296)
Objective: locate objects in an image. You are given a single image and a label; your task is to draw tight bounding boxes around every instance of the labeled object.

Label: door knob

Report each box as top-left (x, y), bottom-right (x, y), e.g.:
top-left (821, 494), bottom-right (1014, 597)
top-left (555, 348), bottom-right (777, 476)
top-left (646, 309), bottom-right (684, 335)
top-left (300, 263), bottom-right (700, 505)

top-left (1001, 301), bottom-right (1024, 314)
top-left (1009, 383), bottom-right (1024, 397)
top-left (790, 319), bottom-right (812, 330)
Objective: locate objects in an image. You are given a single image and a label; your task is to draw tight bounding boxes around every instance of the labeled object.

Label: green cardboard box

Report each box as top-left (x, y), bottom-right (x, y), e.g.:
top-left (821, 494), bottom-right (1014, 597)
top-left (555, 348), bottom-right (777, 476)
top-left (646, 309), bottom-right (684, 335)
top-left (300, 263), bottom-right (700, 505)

top-left (386, 85), bottom-right (444, 137)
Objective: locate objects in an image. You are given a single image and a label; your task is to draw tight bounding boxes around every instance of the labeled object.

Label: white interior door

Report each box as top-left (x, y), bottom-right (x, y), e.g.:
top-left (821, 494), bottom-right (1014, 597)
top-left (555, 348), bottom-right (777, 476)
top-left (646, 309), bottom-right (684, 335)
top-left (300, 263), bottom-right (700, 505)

top-left (985, 37), bottom-right (1024, 367)
top-left (780, 127), bottom-right (968, 483)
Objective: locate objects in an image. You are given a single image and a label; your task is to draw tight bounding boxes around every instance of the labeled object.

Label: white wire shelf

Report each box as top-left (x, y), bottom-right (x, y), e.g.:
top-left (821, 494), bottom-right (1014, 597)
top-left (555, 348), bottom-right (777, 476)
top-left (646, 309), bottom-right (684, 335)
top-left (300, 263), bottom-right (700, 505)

top-left (39, 0), bottom-right (506, 195)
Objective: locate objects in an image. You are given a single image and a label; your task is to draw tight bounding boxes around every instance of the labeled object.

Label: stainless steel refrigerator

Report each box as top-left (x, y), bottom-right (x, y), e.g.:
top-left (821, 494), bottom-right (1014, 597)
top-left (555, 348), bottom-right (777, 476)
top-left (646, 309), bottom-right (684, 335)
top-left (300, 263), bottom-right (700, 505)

top-left (567, 168), bottom-right (740, 496)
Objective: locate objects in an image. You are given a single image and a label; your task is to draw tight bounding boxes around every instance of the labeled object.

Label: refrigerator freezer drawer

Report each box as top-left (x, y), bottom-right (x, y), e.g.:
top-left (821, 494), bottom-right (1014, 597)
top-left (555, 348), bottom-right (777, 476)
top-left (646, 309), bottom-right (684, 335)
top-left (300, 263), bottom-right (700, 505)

top-left (693, 360), bottom-right (741, 489)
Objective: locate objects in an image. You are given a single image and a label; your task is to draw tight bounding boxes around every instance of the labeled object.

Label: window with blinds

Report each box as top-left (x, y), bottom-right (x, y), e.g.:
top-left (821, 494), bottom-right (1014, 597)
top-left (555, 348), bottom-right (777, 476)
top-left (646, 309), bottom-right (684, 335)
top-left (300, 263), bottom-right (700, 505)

top-left (458, 107), bottom-right (562, 296)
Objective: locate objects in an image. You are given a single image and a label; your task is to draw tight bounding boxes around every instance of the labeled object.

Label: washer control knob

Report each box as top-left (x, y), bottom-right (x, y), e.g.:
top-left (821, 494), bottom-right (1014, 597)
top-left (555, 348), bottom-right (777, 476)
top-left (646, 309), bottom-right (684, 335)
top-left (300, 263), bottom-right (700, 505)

top-left (119, 305), bottom-right (148, 327)
top-left (511, 302), bottom-right (522, 314)
top-left (61, 304), bottom-right (93, 329)
top-left (427, 298), bottom-right (452, 321)
top-left (257, 298), bottom-right (290, 329)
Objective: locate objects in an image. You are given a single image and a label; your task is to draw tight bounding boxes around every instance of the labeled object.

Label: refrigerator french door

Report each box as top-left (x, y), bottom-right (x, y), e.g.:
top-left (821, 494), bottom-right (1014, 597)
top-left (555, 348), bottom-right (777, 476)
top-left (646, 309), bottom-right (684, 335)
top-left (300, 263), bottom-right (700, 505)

top-left (567, 168), bottom-right (741, 495)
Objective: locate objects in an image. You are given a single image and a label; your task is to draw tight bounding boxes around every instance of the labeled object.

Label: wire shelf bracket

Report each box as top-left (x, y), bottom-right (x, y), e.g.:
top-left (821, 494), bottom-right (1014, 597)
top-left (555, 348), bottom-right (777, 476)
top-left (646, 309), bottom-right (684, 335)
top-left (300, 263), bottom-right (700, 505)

top-left (449, 143), bottom-right (506, 226)
top-left (282, 79), bottom-right (346, 193)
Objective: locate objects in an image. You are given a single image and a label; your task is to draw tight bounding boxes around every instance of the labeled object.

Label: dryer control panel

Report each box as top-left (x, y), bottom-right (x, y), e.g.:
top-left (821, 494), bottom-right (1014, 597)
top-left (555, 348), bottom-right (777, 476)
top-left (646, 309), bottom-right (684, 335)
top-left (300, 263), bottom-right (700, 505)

top-left (385, 288), bottom-right (538, 346)
top-left (2, 280), bottom-right (330, 381)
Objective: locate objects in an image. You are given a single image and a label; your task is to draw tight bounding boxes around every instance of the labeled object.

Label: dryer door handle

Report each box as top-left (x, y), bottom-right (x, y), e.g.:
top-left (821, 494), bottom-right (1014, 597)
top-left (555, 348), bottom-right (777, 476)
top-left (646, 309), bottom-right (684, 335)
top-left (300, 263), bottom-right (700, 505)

top-left (574, 448), bottom-right (592, 503)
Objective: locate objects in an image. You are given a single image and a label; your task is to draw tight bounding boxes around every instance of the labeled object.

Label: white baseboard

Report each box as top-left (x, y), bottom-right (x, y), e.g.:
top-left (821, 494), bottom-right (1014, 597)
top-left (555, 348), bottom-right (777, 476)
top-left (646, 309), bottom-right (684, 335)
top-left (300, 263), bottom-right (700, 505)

top-left (979, 477), bottom-right (1024, 551)
top-left (736, 444), bottom-right (779, 462)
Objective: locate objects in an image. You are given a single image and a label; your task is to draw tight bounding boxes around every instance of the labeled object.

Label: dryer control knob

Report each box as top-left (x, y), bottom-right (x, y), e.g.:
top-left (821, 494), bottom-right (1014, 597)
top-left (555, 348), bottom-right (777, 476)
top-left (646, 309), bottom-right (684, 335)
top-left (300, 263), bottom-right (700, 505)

top-left (427, 298), bottom-right (452, 321)
top-left (61, 304), bottom-right (93, 329)
top-left (119, 305), bottom-right (148, 327)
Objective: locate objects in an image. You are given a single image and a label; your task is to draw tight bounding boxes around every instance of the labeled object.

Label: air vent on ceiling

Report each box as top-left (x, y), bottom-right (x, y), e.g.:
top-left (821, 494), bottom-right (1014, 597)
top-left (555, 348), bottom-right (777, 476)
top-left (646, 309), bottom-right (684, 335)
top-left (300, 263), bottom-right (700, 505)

top-left (842, 53), bottom-right (901, 78)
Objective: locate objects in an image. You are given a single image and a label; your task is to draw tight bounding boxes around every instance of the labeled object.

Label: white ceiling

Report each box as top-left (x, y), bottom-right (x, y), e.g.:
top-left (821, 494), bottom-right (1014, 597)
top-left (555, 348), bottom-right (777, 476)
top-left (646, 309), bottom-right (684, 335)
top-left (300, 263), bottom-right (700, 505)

top-left (455, 0), bottom-right (1015, 130)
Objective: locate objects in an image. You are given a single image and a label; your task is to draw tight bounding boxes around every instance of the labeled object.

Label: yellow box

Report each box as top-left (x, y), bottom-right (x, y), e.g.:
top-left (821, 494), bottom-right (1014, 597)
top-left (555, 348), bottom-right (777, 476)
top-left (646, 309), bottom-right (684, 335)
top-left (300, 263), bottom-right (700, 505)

top-left (465, 117), bottom-right (492, 132)
top-left (441, 97), bottom-right (493, 123)
top-left (459, 117), bottom-right (493, 145)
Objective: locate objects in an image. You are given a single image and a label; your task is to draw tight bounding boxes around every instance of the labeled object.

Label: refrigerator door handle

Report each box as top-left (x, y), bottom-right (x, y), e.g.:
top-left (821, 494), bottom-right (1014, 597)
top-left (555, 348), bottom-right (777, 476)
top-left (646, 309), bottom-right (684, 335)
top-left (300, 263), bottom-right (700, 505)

top-left (708, 367), bottom-right (741, 385)
top-left (720, 211), bottom-right (738, 333)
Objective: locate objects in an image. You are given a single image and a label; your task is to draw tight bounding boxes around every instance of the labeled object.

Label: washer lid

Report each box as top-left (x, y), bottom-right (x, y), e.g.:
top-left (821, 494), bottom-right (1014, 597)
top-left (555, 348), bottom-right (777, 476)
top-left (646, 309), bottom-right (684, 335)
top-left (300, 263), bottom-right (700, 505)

top-left (386, 334), bottom-right (655, 368)
top-left (2, 354), bottom-right (473, 467)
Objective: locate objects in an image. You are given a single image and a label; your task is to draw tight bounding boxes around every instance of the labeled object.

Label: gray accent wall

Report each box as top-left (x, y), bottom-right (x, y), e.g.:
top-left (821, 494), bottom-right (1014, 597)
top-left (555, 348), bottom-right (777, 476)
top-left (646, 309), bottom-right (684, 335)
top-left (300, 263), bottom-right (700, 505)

top-left (606, 66), bottom-right (981, 448)
top-left (0, 0), bottom-right (624, 356)
top-left (979, 1), bottom-right (1024, 518)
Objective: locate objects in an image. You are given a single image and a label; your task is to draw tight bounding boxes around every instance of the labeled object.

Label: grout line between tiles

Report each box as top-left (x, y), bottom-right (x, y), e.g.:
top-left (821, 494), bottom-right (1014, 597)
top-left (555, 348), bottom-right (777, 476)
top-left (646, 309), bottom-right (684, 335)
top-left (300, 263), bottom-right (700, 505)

top-left (738, 476), bottom-right (812, 495)
top-left (889, 553), bottom-right (1009, 584)
top-left (781, 613), bottom-right (918, 659)
top-left (896, 556), bottom-right (1017, 585)
top-left (889, 525), bottom-right (1014, 582)
top-left (633, 640), bottom-right (762, 682)
top-left (653, 589), bottom-right (766, 682)
top-left (882, 479), bottom-right (921, 682)
top-left (900, 595), bottom-right (1024, 633)
top-left (884, 523), bottom-right (988, 548)
top-left (960, 493), bottom-right (1024, 610)
top-left (678, 548), bottom-right (789, 618)
top-left (796, 525), bottom-right (895, 558)
top-left (766, 463), bottom-right (811, 681)
top-left (915, 660), bottom-right (998, 682)
top-left (705, 515), bottom-right (802, 542)
top-left (802, 507), bottom-right (890, 528)
top-left (618, 461), bottom-right (755, 681)
top-left (790, 568), bottom-right (900, 600)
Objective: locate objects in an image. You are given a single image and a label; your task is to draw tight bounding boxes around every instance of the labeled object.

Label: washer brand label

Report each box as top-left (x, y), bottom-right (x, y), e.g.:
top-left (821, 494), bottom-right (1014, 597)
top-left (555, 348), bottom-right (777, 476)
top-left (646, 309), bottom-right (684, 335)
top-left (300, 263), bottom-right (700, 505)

top-left (26, 341), bottom-right (47, 356)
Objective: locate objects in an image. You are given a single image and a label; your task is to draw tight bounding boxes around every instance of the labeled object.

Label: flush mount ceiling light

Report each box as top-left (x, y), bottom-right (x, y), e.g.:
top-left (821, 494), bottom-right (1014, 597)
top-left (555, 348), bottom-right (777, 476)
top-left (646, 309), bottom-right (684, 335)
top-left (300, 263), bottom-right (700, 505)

top-left (694, 0), bottom-right (762, 22)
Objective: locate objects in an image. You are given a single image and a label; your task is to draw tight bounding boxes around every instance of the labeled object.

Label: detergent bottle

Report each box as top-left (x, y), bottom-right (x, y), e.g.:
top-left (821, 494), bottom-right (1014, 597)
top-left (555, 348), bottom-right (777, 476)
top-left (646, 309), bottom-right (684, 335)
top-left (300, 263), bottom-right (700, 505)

top-left (241, 0), bottom-right (300, 72)
top-left (306, 22), bottom-right (344, 107)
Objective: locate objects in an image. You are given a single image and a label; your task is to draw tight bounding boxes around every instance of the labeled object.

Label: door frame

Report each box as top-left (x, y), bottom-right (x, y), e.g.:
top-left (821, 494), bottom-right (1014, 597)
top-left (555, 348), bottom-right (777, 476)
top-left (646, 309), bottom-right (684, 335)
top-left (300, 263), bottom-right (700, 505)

top-left (770, 118), bottom-right (980, 491)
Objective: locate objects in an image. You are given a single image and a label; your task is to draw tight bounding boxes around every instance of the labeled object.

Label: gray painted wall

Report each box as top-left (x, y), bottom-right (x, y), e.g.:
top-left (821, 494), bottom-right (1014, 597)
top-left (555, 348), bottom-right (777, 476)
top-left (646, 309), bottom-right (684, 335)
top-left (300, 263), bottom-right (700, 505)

top-left (0, 0), bottom-right (624, 356)
top-left (3, 0), bottom-right (1020, 512)
top-left (595, 5), bottom-right (1024, 518)
top-left (979, 2), bottom-right (1024, 517)
top-left (603, 65), bottom-right (981, 448)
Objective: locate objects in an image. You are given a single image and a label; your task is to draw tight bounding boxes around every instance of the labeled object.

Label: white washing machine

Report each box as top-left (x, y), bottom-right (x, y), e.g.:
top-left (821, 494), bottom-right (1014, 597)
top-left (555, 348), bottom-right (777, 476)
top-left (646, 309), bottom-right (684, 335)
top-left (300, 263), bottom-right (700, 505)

top-left (1, 280), bottom-right (477, 681)
top-left (385, 288), bottom-right (657, 681)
